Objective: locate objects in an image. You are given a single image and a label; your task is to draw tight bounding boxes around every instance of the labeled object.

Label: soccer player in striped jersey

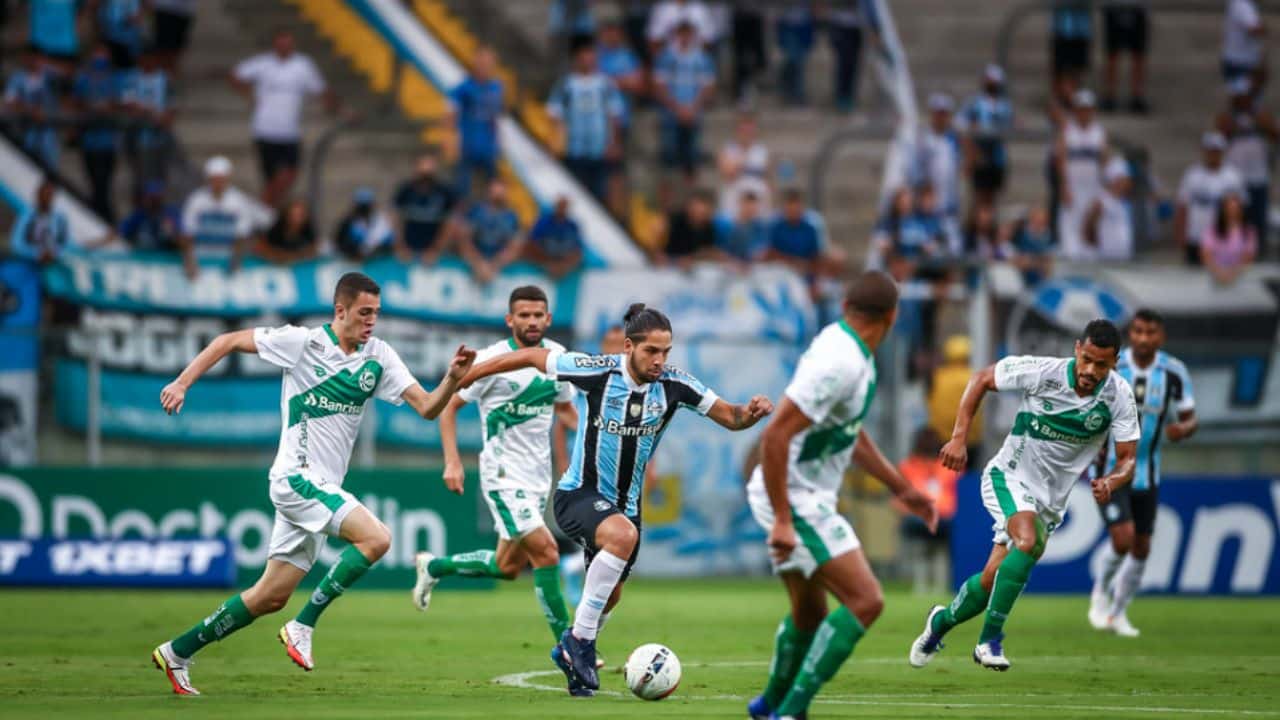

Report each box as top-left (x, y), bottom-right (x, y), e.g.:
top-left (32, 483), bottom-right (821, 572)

top-left (746, 271), bottom-right (938, 720)
top-left (150, 272), bottom-right (475, 695)
top-left (458, 303), bottom-right (774, 696)
top-left (1089, 308), bottom-right (1197, 637)
top-left (909, 320), bottom-right (1140, 672)
top-left (412, 285), bottom-right (579, 649)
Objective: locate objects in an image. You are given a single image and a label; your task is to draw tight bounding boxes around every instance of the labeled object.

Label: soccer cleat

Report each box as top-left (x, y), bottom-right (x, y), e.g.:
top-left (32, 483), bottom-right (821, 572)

top-left (973, 635), bottom-right (1011, 671)
top-left (908, 605), bottom-right (947, 668)
top-left (279, 620), bottom-right (314, 671)
top-left (1088, 587), bottom-right (1112, 630)
top-left (559, 629), bottom-right (600, 690)
top-left (412, 552), bottom-right (440, 612)
top-left (747, 694), bottom-right (774, 719)
top-left (551, 643), bottom-right (595, 697)
top-left (152, 641), bottom-right (200, 695)
top-left (1110, 613), bottom-right (1141, 638)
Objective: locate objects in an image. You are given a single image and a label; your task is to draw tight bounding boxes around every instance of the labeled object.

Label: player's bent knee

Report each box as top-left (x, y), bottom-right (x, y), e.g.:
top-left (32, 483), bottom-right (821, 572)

top-left (358, 527), bottom-right (392, 562)
top-left (1132, 536), bottom-right (1152, 559)
top-left (849, 589), bottom-right (884, 627)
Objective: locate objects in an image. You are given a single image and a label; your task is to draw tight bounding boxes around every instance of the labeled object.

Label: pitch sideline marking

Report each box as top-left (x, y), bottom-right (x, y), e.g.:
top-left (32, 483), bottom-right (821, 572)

top-left (492, 661), bottom-right (1280, 716)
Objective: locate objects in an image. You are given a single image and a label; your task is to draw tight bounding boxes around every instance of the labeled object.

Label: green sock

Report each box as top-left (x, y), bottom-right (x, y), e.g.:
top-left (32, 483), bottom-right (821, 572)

top-left (762, 615), bottom-right (816, 708)
top-left (979, 547), bottom-right (1037, 643)
top-left (532, 565), bottom-right (571, 641)
top-left (170, 594), bottom-right (255, 658)
top-left (931, 573), bottom-right (991, 635)
top-left (427, 549), bottom-right (505, 578)
top-left (776, 606), bottom-right (866, 716)
top-left (295, 545), bottom-right (374, 628)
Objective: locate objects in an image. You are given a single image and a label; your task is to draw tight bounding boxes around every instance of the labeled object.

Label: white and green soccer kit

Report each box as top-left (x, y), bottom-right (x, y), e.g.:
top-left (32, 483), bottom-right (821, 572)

top-left (981, 355), bottom-right (1139, 544)
top-left (748, 319), bottom-right (877, 577)
top-left (457, 338), bottom-right (574, 541)
top-left (254, 323), bottom-right (417, 571)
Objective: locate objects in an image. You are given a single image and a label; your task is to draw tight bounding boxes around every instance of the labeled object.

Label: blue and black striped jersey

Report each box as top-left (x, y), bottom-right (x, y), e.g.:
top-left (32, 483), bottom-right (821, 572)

top-left (1101, 348), bottom-right (1196, 490)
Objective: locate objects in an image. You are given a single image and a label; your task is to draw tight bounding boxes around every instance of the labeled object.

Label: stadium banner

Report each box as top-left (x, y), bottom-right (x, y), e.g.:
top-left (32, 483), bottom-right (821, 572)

top-left (0, 537), bottom-right (235, 588)
top-left (632, 340), bottom-right (801, 578)
top-left (0, 467), bottom-right (493, 589)
top-left (0, 258), bottom-right (41, 466)
top-left (951, 474), bottom-right (1280, 595)
top-left (573, 264), bottom-right (819, 344)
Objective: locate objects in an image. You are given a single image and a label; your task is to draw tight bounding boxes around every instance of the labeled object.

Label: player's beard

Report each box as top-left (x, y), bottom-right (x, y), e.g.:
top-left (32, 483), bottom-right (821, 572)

top-left (628, 354), bottom-right (661, 383)
top-left (515, 326), bottom-right (544, 348)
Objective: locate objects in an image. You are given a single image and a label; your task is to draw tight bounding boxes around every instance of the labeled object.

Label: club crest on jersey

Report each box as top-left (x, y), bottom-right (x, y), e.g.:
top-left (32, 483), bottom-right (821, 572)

top-left (358, 368), bottom-right (377, 392)
top-left (629, 403), bottom-right (643, 418)
top-left (1085, 410), bottom-right (1106, 431)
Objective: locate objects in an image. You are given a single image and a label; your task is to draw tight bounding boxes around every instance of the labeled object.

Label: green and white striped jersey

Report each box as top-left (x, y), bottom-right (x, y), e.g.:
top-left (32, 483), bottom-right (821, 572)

top-left (782, 320), bottom-right (877, 497)
top-left (990, 355), bottom-right (1140, 514)
top-left (457, 338), bottom-right (574, 492)
top-left (255, 324), bottom-right (417, 486)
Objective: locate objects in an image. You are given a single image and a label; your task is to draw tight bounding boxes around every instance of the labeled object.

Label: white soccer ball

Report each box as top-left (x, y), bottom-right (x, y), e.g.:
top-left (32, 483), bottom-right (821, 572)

top-left (623, 643), bottom-right (682, 701)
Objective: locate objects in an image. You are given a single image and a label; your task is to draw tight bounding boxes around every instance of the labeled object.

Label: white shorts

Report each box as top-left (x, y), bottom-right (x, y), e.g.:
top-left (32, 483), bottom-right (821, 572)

top-left (483, 487), bottom-right (548, 541)
top-left (747, 467), bottom-right (860, 578)
top-left (980, 463), bottom-right (1064, 546)
top-left (267, 473), bottom-right (362, 572)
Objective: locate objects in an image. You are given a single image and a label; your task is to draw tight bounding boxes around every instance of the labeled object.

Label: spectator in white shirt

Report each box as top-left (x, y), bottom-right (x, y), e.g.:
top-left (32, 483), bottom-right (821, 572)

top-left (1222, 0), bottom-right (1266, 98)
top-left (647, 0), bottom-right (716, 52)
top-left (913, 92), bottom-right (963, 245)
top-left (1175, 131), bottom-right (1245, 266)
top-left (180, 156), bottom-right (258, 279)
top-left (1082, 157), bottom-right (1135, 261)
top-left (230, 29), bottom-right (338, 207)
top-left (1217, 76), bottom-right (1278, 257)
top-left (717, 112), bottom-right (772, 217)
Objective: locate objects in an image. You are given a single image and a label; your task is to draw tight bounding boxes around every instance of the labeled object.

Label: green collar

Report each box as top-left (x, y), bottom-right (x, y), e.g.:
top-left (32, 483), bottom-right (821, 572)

top-left (1066, 359), bottom-right (1105, 397)
top-left (508, 337), bottom-right (546, 351)
top-left (324, 323), bottom-right (363, 354)
top-left (838, 318), bottom-right (873, 359)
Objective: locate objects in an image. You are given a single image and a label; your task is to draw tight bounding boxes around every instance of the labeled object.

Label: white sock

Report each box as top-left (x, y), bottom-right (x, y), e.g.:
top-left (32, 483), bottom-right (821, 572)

top-left (1109, 555), bottom-right (1146, 616)
top-left (572, 551), bottom-right (626, 641)
top-left (1094, 545), bottom-right (1123, 599)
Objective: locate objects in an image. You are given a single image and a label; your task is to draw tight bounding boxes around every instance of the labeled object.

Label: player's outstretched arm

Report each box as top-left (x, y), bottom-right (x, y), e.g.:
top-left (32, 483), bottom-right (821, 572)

top-left (160, 329), bottom-right (258, 415)
top-left (1092, 439), bottom-right (1137, 504)
top-left (438, 395), bottom-right (469, 494)
top-left (939, 363), bottom-right (998, 471)
top-left (458, 347), bottom-right (550, 388)
top-left (757, 397), bottom-right (810, 563)
top-left (854, 431), bottom-right (938, 533)
top-left (401, 345), bottom-right (477, 420)
top-left (705, 395), bottom-right (774, 431)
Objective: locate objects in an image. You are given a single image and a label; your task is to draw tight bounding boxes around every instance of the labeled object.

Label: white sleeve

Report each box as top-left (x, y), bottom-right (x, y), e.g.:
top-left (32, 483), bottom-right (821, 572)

top-left (993, 355), bottom-right (1048, 393)
top-left (555, 380), bottom-right (577, 403)
top-left (784, 357), bottom-right (854, 426)
top-left (181, 192), bottom-right (202, 235)
top-left (373, 342), bottom-right (418, 405)
top-left (455, 346), bottom-right (497, 403)
top-left (1176, 169), bottom-right (1194, 203)
top-left (1170, 360), bottom-right (1196, 413)
top-left (233, 55), bottom-right (263, 83)
top-left (302, 57), bottom-right (326, 94)
top-left (1109, 378), bottom-right (1141, 443)
top-left (232, 192), bottom-right (255, 238)
top-left (253, 325), bottom-right (309, 369)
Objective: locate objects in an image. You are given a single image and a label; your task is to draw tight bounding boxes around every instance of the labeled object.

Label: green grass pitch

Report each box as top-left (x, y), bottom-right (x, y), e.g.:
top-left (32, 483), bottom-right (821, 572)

top-left (1, 580), bottom-right (1276, 719)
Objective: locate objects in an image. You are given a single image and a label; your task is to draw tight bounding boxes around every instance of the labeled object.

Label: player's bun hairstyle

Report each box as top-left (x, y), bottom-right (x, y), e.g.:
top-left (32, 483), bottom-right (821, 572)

top-left (1131, 307), bottom-right (1164, 328)
top-left (1081, 318), bottom-right (1122, 350)
top-left (844, 270), bottom-right (899, 320)
top-left (334, 272), bottom-right (380, 306)
top-left (623, 303), bottom-right (672, 342)
top-left (508, 285), bottom-right (548, 311)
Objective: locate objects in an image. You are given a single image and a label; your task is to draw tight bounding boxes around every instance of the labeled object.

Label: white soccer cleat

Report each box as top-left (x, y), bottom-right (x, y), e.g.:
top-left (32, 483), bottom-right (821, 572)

top-left (1109, 613), bottom-right (1141, 638)
top-left (1088, 587), bottom-right (1112, 630)
top-left (972, 635), bottom-right (1011, 671)
top-left (279, 620), bottom-right (315, 671)
top-left (413, 552), bottom-right (440, 612)
top-left (908, 605), bottom-right (947, 668)
top-left (151, 641), bottom-right (200, 695)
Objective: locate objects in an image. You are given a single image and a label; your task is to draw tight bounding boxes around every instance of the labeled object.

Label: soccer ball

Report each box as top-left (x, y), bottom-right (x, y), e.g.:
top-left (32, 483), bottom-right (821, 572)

top-left (623, 643), bottom-right (682, 701)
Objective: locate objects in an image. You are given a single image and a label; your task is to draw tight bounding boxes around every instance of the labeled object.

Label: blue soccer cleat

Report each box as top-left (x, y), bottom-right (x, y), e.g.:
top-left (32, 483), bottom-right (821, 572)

top-left (973, 633), bottom-right (1011, 671)
top-left (550, 643), bottom-right (594, 697)
top-left (558, 629), bottom-right (600, 690)
top-left (747, 694), bottom-right (772, 719)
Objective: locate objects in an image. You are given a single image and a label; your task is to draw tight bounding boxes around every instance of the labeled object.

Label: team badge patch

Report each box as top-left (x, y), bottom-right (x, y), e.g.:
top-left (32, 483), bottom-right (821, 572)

top-left (629, 403), bottom-right (642, 418)
top-left (359, 368), bottom-right (377, 392)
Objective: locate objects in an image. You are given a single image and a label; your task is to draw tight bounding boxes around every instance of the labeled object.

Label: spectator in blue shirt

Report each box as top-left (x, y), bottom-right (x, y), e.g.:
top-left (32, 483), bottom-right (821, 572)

top-left (335, 187), bottom-right (395, 261)
top-left (117, 180), bottom-right (180, 252)
top-left (766, 188), bottom-right (827, 273)
top-left (526, 195), bottom-right (583, 278)
top-left (9, 179), bottom-right (70, 265)
top-left (547, 37), bottom-right (625, 203)
top-left (959, 64), bottom-right (1014, 211)
top-left (654, 21), bottom-right (716, 196)
top-left (872, 186), bottom-right (944, 281)
top-left (4, 48), bottom-right (62, 169)
top-left (393, 153), bottom-right (460, 265)
top-left (28, 0), bottom-right (85, 69)
top-left (121, 48), bottom-right (175, 194)
top-left (449, 46), bottom-right (504, 199)
top-left (597, 21), bottom-right (644, 216)
top-left (74, 43), bottom-right (123, 222)
top-left (98, 0), bottom-right (145, 68)
top-left (1009, 204), bottom-right (1055, 286)
top-left (458, 177), bottom-right (525, 284)
top-left (714, 189), bottom-right (770, 266)
top-left (775, 4), bottom-right (815, 106)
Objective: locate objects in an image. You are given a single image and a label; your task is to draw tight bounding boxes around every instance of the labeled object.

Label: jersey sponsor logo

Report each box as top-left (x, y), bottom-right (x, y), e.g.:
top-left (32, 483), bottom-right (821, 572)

top-left (286, 360), bottom-right (383, 426)
top-left (1011, 406), bottom-right (1111, 443)
top-left (593, 416), bottom-right (661, 437)
top-left (484, 376), bottom-right (560, 439)
top-left (574, 355), bottom-right (618, 369)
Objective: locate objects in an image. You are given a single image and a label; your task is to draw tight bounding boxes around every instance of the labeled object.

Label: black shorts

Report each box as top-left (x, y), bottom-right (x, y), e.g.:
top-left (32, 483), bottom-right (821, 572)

top-left (1053, 36), bottom-right (1091, 75)
top-left (154, 10), bottom-right (194, 52)
top-left (971, 161), bottom-right (1006, 193)
top-left (554, 486), bottom-right (642, 582)
top-left (1098, 484), bottom-right (1159, 536)
top-left (255, 139), bottom-right (301, 181)
top-left (1103, 6), bottom-right (1148, 54)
